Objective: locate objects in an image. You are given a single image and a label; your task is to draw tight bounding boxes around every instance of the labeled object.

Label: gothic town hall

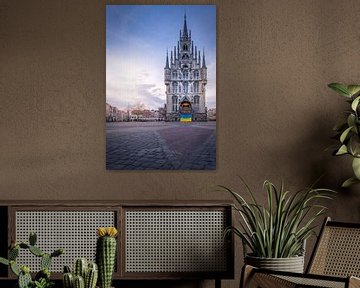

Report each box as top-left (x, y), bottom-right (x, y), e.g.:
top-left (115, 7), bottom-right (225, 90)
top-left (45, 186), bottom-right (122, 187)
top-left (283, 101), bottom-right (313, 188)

top-left (164, 14), bottom-right (207, 122)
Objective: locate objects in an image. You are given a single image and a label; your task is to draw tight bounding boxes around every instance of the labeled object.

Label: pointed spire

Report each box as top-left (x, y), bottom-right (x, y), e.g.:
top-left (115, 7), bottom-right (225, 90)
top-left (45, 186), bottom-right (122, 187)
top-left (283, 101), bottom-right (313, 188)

top-left (192, 41), bottom-right (194, 54)
top-left (177, 41), bottom-right (180, 58)
top-left (198, 50), bottom-right (201, 65)
top-left (174, 46), bottom-right (176, 60)
top-left (195, 46), bottom-right (198, 61)
top-left (165, 49), bottom-right (169, 69)
top-left (202, 48), bottom-right (206, 68)
top-left (183, 13), bottom-right (188, 38)
top-left (170, 50), bottom-right (173, 65)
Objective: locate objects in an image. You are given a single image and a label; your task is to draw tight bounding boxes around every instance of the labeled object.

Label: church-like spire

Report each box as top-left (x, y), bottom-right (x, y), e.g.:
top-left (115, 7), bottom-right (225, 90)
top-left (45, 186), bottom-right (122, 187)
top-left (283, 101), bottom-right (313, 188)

top-left (198, 50), bottom-right (201, 65)
top-left (192, 41), bottom-right (194, 54)
top-left (174, 46), bottom-right (176, 60)
top-left (183, 13), bottom-right (188, 37)
top-left (170, 50), bottom-right (173, 65)
top-left (202, 48), bottom-right (206, 68)
top-left (195, 46), bottom-right (198, 61)
top-left (165, 49), bottom-right (169, 68)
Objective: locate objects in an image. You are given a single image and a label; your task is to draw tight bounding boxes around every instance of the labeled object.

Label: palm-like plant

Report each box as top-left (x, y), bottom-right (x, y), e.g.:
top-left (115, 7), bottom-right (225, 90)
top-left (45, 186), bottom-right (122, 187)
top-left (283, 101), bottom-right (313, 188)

top-left (328, 83), bottom-right (360, 187)
top-left (221, 179), bottom-right (334, 258)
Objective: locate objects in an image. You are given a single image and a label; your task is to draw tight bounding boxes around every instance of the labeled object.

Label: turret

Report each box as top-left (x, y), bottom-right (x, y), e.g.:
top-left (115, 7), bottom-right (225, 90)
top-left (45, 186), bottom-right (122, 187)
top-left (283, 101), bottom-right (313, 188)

top-left (202, 49), bottom-right (206, 68)
top-left (164, 50), bottom-right (171, 82)
top-left (182, 14), bottom-right (188, 38)
top-left (165, 50), bottom-right (169, 69)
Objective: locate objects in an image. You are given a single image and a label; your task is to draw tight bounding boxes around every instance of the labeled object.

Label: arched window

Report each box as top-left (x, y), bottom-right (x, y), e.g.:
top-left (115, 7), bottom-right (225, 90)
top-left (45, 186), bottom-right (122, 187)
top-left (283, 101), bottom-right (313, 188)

top-left (183, 82), bottom-right (188, 93)
top-left (194, 70), bottom-right (199, 79)
top-left (172, 96), bottom-right (178, 112)
top-left (194, 95), bottom-right (200, 104)
top-left (183, 44), bottom-right (188, 51)
top-left (194, 82), bottom-right (199, 93)
top-left (172, 82), bottom-right (177, 93)
top-left (172, 71), bottom-right (177, 79)
top-left (183, 70), bottom-right (188, 79)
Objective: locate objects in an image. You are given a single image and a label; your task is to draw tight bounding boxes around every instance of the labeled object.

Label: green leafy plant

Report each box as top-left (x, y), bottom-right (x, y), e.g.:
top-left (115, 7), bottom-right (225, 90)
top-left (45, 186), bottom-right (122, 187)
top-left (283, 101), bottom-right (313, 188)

top-left (220, 179), bottom-right (334, 258)
top-left (0, 232), bottom-right (63, 288)
top-left (328, 82), bottom-right (360, 187)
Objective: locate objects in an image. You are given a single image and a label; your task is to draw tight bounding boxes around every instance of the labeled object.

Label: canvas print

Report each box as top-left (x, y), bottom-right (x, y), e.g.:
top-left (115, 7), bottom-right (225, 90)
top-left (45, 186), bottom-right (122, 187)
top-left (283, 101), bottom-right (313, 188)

top-left (106, 5), bottom-right (216, 170)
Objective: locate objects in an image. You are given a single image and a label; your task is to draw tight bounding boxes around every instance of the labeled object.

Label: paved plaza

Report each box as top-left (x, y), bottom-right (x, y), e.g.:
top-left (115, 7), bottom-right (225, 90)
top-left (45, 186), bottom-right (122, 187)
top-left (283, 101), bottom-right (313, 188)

top-left (106, 122), bottom-right (216, 170)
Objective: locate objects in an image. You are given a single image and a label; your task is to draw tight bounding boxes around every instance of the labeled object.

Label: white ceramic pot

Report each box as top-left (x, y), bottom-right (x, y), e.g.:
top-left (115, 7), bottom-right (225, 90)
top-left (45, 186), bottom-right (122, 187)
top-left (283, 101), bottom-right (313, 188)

top-left (245, 254), bottom-right (305, 273)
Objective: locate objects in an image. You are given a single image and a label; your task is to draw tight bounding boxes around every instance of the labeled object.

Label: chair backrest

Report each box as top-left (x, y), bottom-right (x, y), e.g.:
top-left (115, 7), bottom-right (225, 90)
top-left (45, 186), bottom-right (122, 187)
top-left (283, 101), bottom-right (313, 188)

top-left (307, 217), bottom-right (360, 277)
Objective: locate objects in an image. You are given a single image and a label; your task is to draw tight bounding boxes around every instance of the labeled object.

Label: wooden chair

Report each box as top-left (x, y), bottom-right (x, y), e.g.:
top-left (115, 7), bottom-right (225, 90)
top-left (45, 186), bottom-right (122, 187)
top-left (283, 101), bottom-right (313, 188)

top-left (241, 217), bottom-right (360, 288)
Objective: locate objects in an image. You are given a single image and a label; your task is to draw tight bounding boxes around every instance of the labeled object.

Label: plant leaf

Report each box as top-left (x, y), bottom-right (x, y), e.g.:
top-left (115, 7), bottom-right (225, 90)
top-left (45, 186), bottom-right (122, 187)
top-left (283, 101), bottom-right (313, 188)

top-left (347, 114), bottom-right (356, 128)
top-left (0, 257), bottom-right (9, 266)
top-left (342, 177), bottom-right (360, 188)
top-left (328, 83), bottom-right (351, 97)
top-left (336, 145), bottom-right (348, 155)
top-left (340, 126), bottom-right (353, 143)
top-left (352, 96), bottom-right (360, 111)
top-left (352, 157), bottom-right (360, 179)
top-left (347, 85), bottom-right (360, 97)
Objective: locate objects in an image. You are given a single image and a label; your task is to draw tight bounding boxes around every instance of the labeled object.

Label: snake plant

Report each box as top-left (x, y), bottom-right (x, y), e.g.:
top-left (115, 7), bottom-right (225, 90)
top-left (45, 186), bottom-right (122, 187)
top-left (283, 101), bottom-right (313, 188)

top-left (221, 178), bottom-right (335, 258)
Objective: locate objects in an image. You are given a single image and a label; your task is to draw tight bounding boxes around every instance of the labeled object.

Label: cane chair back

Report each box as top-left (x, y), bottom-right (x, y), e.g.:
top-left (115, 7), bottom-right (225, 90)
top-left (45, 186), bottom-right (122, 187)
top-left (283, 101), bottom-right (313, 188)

top-left (307, 217), bottom-right (360, 278)
top-left (241, 218), bottom-right (360, 288)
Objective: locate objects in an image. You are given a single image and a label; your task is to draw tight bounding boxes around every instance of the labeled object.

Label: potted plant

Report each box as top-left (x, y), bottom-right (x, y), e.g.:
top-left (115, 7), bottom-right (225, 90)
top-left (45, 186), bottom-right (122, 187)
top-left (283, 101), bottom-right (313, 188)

top-left (328, 83), bottom-right (360, 187)
top-left (0, 232), bottom-right (64, 288)
top-left (220, 179), bottom-right (334, 273)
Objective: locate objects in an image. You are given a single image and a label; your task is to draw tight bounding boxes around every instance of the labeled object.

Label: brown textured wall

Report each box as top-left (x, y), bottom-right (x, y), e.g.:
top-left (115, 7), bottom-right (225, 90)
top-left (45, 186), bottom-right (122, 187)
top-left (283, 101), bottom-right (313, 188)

top-left (1, 0), bottom-right (360, 287)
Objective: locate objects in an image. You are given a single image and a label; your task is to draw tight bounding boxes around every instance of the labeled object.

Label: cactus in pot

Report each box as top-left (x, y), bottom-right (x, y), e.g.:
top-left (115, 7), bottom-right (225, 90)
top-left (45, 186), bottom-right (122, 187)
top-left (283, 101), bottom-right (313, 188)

top-left (96, 227), bottom-right (118, 288)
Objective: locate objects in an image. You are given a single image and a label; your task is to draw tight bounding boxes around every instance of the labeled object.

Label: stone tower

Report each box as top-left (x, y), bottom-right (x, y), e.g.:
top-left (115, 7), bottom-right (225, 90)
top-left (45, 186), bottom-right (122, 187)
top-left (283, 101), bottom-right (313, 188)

top-left (164, 14), bottom-right (207, 122)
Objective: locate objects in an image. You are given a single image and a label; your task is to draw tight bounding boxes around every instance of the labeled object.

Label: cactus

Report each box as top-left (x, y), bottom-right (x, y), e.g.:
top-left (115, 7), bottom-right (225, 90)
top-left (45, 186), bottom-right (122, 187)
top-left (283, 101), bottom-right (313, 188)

top-left (74, 258), bottom-right (88, 279)
top-left (0, 232), bottom-right (63, 288)
top-left (85, 263), bottom-right (98, 288)
top-left (18, 270), bottom-right (32, 288)
top-left (35, 268), bottom-right (51, 281)
top-left (51, 248), bottom-right (64, 257)
top-left (10, 260), bottom-right (20, 276)
top-left (96, 227), bottom-right (118, 288)
top-left (41, 253), bottom-right (52, 269)
top-left (74, 275), bottom-right (85, 288)
top-left (64, 265), bottom-right (72, 273)
top-left (29, 232), bottom-right (37, 246)
top-left (63, 272), bottom-right (74, 288)
top-left (9, 246), bottom-right (19, 260)
top-left (29, 245), bottom-right (44, 257)
top-left (63, 260), bottom-right (98, 288)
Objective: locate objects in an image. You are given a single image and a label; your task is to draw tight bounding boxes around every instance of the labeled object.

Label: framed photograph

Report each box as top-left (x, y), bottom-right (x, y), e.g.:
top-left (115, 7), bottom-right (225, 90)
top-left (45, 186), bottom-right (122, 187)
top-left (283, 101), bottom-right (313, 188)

top-left (106, 5), bottom-right (216, 170)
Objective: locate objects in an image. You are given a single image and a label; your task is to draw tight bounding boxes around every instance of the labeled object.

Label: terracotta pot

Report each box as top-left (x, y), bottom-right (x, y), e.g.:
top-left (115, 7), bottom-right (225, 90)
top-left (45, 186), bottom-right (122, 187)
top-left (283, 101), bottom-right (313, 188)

top-left (245, 254), bottom-right (304, 273)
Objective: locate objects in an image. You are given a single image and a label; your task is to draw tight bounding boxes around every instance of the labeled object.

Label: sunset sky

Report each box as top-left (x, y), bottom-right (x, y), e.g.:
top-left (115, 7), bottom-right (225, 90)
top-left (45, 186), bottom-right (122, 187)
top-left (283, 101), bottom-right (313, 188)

top-left (106, 5), bottom-right (216, 111)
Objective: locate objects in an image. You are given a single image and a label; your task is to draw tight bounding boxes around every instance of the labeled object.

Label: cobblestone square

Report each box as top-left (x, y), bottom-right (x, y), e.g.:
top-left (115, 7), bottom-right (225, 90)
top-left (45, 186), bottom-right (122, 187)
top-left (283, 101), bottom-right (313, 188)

top-left (106, 122), bottom-right (216, 170)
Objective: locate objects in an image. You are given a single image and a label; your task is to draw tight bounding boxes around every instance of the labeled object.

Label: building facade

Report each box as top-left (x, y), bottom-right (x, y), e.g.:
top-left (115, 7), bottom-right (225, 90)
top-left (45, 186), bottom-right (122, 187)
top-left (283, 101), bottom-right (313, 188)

top-left (164, 14), bottom-right (207, 122)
